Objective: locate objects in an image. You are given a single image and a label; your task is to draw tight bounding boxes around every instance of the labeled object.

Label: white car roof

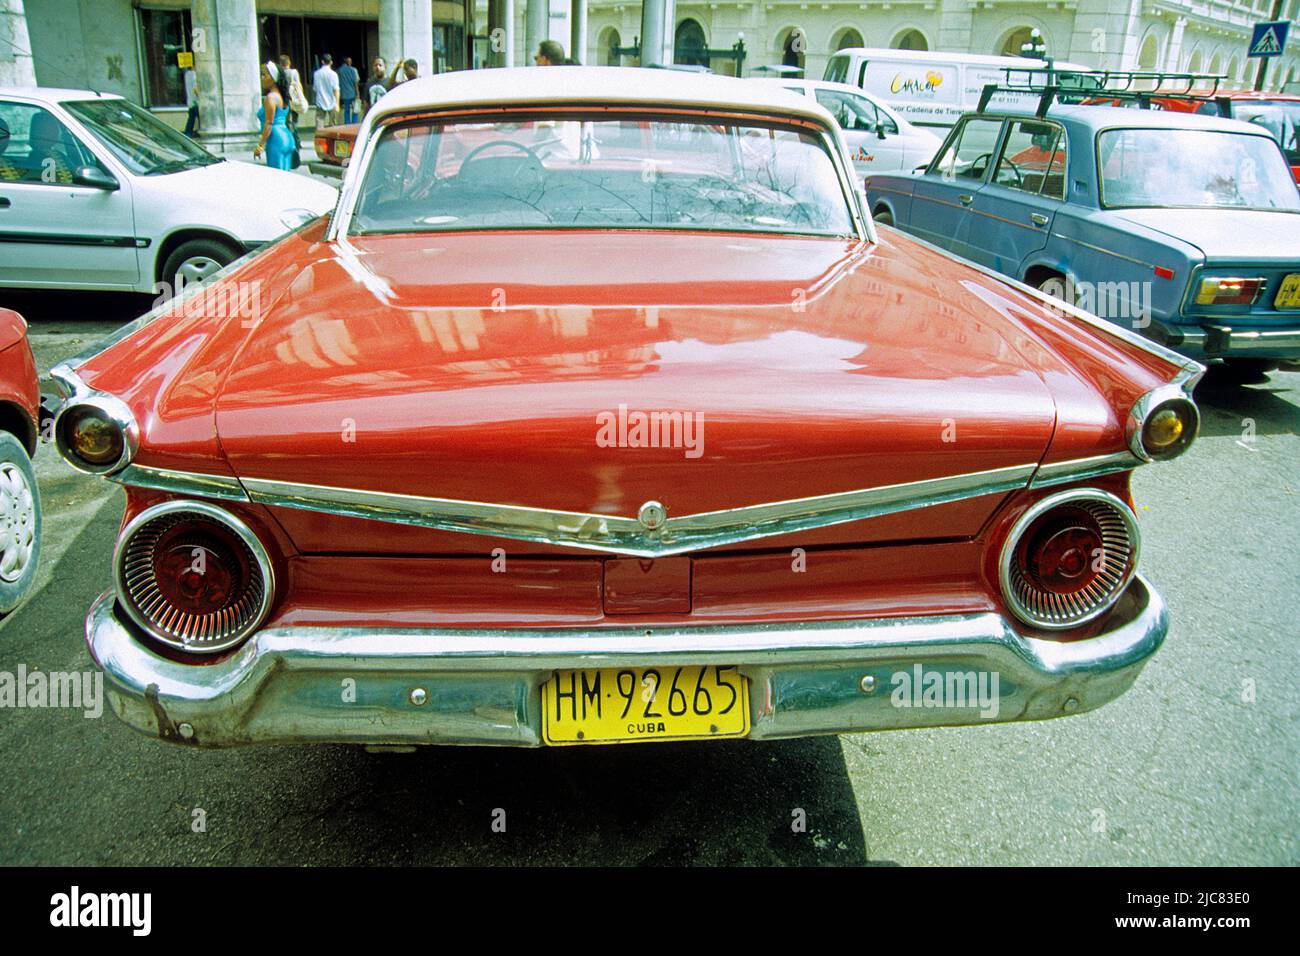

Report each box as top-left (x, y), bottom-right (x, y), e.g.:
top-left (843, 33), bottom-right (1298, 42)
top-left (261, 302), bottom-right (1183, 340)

top-left (827, 48), bottom-right (1092, 69)
top-left (0, 87), bottom-right (124, 103)
top-left (369, 66), bottom-right (835, 127)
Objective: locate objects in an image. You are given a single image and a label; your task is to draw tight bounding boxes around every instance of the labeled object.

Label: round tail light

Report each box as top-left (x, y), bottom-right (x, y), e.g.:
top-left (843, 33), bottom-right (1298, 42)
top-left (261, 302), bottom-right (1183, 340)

top-left (114, 501), bottom-right (274, 653)
top-left (1128, 387), bottom-right (1199, 462)
top-left (53, 395), bottom-right (138, 475)
top-left (999, 489), bottom-right (1139, 630)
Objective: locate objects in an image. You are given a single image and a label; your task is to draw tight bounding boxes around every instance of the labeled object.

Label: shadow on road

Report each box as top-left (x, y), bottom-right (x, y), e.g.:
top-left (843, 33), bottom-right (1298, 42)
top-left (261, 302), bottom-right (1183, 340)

top-left (1193, 365), bottom-right (1300, 439)
top-left (0, 486), bottom-right (876, 867)
top-left (0, 290), bottom-right (156, 327)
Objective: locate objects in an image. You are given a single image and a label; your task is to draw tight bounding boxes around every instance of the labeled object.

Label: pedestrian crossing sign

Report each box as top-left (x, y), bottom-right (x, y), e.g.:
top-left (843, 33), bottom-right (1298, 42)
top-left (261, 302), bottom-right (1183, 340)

top-left (1248, 21), bottom-right (1289, 58)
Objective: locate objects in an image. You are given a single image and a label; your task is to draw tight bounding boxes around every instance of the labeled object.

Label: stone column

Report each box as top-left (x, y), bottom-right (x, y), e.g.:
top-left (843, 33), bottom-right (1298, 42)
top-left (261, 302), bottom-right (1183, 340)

top-left (0, 0), bottom-right (35, 87)
top-left (488, 0), bottom-right (516, 67)
top-left (380, 0), bottom-right (433, 79)
top-left (192, 0), bottom-right (261, 148)
top-left (639, 0), bottom-right (674, 66)
top-left (526, 0), bottom-right (549, 63)
top-left (570, 0), bottom-right (587, 64)
top-left (935, 0), bottom-right (973, 57)
top-left (1164, 16), bottom-right (1187, 73)
top-left (1065, 0), bottom-right (1143, 70)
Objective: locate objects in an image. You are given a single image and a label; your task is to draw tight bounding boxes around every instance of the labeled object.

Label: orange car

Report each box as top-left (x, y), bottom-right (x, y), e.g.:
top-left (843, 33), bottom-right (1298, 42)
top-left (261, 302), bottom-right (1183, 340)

top-left (313, 123), bottom-right (359, 165)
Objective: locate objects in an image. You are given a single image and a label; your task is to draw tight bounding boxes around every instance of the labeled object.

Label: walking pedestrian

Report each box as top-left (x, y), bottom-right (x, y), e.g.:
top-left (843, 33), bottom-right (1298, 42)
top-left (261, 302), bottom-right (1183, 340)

top-left (278, 53), bottom-right (308, 127)
top-left (338, 56), bottom-right (360, 124)
top-left (253, 61), bottom-right (295, 171)
top-left (534, 41), bottom-right (565, 65)
top-left (366, 57), bottom-right (388, 111)
top-left (183, 66), bottom-right (199, 137)
top-left (312, 54), bottom-right (340, 129)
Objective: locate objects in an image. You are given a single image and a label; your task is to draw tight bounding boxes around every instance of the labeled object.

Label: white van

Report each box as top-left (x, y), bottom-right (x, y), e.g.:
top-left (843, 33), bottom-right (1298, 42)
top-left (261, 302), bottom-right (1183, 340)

top-left (824, 48), bottom-right (1094, 129)
top-left (751, 78), bottom-right (942, 176)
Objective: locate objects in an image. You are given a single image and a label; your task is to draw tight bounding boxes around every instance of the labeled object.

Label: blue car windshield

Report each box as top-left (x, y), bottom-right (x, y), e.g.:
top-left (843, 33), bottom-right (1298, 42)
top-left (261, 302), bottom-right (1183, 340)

top-left (1097, 128), bottom-right (1300, 211)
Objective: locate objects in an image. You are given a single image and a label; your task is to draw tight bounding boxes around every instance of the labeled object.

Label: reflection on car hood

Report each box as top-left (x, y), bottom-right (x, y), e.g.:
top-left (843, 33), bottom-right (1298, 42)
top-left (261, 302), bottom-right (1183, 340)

top-left (208, 231), bottom-right (1059, 550)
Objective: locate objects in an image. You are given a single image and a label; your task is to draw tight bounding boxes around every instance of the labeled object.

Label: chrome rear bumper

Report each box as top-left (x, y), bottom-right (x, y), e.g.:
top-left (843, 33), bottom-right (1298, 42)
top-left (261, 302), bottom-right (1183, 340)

top-left (84, 576), bottom-right (1168, 748)
top-left (1155, 320), bottom-right (1300, 358)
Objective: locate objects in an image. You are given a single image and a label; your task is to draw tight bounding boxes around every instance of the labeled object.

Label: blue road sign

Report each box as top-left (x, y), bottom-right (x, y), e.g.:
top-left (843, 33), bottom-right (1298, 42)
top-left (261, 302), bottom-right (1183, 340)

top-left (1248, 21), bottom-right (1289, 58)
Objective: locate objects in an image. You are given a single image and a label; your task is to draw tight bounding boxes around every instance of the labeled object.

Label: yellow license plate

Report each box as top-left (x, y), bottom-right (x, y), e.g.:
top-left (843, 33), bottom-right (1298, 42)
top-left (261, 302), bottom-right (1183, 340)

top-left (542, 665), bottom-right (749, 745)
top-left (1276, 274), bottom-right (1300, 309)
top-left (333, 140), bottom-right (350, 158)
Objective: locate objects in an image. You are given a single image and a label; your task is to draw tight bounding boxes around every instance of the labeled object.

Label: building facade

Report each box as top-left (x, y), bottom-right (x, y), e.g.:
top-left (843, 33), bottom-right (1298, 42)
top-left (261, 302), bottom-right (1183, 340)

top-left (2, 0), bottom-right (1297, 142)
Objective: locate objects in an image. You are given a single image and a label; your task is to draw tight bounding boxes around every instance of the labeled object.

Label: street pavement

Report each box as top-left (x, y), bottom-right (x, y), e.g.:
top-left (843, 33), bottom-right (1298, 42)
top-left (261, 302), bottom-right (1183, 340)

top-left (0, 298), bottom-right (1296, 866)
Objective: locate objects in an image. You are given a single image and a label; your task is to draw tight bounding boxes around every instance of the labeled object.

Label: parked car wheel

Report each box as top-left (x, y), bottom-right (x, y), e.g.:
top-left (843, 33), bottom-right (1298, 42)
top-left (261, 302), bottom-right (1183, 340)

top-left (1220, 358), bottom-right (1280, 382)
top-left (0, 430), bottom-right (40, 616)
top-left (872, 206), bottom-right (894, 226)
top-left (161, 238), bottom-right (241, 294)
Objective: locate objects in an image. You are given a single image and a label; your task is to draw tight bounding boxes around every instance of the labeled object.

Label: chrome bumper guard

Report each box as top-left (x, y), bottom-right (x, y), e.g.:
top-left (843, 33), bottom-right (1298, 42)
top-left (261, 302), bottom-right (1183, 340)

top-left (1203, 325), bottom-right (1300, 356)
top-left (84, 577), bottom-right (1168, 748)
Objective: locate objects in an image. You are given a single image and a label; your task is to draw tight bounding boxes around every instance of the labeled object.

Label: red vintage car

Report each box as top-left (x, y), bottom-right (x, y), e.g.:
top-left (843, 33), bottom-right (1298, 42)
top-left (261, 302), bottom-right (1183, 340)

top-left (53, 68), bottom-right (1203, 748)
top-left (0, 308), bottom-right (41, 616)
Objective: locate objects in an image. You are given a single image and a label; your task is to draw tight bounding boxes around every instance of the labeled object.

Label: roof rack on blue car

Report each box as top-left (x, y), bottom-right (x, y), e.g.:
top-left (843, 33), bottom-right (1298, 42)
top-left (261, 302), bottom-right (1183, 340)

top-left (976, 66), bottom-right (1231, 118)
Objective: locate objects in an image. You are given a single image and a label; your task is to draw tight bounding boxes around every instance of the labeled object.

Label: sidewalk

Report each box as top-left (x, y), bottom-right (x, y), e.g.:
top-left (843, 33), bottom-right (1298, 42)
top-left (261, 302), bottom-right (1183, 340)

top-left (207, 137), bottom-right (338, 184)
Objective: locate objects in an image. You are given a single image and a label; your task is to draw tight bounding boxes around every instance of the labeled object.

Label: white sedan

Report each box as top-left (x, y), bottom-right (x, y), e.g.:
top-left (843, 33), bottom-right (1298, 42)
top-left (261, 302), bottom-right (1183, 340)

top-left (0, 87), bottom-right (338, 294)
top-left (752, 78), bottom-right (942, 178)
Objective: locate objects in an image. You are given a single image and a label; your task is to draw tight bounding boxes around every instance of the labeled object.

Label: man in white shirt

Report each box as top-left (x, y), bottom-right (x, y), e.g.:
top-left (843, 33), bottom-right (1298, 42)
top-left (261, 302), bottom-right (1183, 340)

top-left (183, 67), bottom-right (199, 137)
top-left (312, 54), bottom-right (340, 129)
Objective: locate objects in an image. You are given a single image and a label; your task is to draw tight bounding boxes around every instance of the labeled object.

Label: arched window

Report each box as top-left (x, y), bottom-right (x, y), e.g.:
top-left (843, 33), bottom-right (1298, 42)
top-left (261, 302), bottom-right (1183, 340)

top-left (1208, 52), bottom-right (1223, 78)
top-left (675, 19), bottom-right (708, 68)
top-left (892, 29), bottom-right (928, 51)
top-left (777, 27), bottom-right (807, 72)
top-left (1137, 34), bottom-right (1160, 71)
top-left (598, 27), bottom-right (622, 67)
top-left (831, 27), bottom-right (864, 52)
top-left (1187, 48), bottom-right (1202, 74)
top-left (1226, 55), bottom-right (1240, 87)
top-left (999, 27), bottom-right (1038, 57)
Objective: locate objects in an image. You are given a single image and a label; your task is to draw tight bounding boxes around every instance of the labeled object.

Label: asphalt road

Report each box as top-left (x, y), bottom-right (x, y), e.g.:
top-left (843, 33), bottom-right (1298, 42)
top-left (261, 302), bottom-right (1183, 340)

top-left (1, 296), bottom-right (1296, 866)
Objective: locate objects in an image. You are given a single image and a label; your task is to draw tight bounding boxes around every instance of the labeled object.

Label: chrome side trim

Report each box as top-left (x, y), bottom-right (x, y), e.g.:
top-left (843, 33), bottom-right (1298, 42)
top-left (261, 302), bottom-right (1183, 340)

top-left (110, 464), bottom-right (250, 502)
top-left (239, 463), bottom-right (1037, 557)
top-left (1029, 451), bottom-right (1141, 489)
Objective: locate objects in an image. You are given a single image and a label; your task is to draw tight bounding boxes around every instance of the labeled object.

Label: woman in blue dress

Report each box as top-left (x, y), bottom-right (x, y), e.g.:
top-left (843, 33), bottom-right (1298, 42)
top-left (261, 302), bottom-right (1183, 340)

top-left (253, 61), bottom-right (294, 170)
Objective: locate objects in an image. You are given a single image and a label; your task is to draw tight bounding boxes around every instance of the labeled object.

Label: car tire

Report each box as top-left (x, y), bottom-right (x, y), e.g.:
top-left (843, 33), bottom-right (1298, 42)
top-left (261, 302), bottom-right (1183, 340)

top-left (1035, 272), bottom-right (1073, 304)
top-left (1220, 358), bottom-right (1280, 383)
top-left (0, 430), bottom-right (41, 617)
top-left (161, 238), bottom-right (241, 296)
top-left (872, 207), bottom-right (894, 226)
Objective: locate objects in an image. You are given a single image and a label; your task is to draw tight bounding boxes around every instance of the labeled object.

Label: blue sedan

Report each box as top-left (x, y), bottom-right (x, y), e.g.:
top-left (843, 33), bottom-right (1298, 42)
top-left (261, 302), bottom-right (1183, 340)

top-left (865, 104), bottom-right (1300, 375)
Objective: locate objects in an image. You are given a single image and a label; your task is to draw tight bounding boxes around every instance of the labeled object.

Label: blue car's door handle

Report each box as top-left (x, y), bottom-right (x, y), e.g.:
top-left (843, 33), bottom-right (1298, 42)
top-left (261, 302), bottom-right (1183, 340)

top-left (1030, 213), bottom-right (1049, 227)
top-left (958, 194), bottom-right (974, 205)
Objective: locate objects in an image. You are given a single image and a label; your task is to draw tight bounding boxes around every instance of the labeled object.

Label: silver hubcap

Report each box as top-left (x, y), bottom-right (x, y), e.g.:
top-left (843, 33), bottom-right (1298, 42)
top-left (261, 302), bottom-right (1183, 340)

top-left (176, 255), bottom-right (223, 285)
top-left (0, 463), bottom-right (35, 583)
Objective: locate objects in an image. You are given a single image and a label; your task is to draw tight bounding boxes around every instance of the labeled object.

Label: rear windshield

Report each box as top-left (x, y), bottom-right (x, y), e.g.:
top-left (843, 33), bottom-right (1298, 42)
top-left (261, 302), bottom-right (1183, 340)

top-left (1097, 128), bottom-right (1300, 211)
top-left (350, 112), bottom-right (856, 237)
